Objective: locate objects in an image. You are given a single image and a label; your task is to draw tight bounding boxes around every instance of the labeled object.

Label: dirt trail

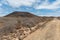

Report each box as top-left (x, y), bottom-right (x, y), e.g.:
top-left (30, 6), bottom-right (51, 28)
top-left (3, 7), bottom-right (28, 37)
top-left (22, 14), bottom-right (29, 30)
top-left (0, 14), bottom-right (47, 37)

top-left (23, 19), bottom-right (60, 40)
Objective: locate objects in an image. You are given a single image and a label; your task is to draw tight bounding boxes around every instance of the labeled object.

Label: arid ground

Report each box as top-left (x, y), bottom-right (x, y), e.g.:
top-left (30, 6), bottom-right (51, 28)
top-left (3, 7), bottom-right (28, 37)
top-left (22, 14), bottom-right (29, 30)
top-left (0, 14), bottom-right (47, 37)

top-left (0, 12), bottom-right (60, 40)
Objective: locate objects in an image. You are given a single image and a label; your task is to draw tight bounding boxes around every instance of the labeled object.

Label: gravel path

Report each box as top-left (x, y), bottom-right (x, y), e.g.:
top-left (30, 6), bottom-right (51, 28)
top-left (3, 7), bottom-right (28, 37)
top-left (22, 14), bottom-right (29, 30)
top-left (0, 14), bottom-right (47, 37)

top-left (23, 19), bottom-right (60, 40)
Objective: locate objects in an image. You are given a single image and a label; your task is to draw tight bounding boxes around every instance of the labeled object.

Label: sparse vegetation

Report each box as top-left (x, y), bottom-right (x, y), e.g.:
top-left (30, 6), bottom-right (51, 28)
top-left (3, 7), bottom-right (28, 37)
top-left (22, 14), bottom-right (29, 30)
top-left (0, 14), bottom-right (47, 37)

top-left (0, 17), bottom-right (54, 40)
top-left (0, 12), bottom-right (57, 40)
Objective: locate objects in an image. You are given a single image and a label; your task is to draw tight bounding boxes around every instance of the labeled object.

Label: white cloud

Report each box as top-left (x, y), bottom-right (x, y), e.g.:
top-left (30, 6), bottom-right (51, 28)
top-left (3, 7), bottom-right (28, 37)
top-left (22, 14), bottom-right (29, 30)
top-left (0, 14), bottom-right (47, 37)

top-left (35, 0), bottom-right (60, 9)
top-left (3, 0), bottom-right (60, 10)
top-left (0, 0), bottom-right (60, 16)
top-left (0, 8), bottom-right (5, 16)
top-left (0, 7), bottom-right (9, 17)
top-left (1, 0), bottom-right (60, 9)
top-left (0, 3), bottom-right (2, 6)
top-left (0, 8), bottom-right (4, 13)
top-left (6, 0), bottom-right (36, 8)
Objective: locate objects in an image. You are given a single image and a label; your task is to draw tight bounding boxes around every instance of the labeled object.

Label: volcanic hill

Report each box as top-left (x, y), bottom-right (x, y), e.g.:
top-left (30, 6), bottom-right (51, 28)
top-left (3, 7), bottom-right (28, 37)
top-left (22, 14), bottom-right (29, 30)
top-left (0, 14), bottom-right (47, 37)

top-left (5, 11), bottom-right (38, 17)
top-left (0, 11), bottom-right (55, 40)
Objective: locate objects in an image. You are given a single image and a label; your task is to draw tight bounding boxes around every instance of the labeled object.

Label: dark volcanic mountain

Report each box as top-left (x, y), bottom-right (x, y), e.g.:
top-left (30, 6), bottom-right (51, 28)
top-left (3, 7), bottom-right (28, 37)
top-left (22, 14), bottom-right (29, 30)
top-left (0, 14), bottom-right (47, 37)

top-left (5, 11), bottom-right (38, 17)
top-left (0, 11), bottom-right (54, 40)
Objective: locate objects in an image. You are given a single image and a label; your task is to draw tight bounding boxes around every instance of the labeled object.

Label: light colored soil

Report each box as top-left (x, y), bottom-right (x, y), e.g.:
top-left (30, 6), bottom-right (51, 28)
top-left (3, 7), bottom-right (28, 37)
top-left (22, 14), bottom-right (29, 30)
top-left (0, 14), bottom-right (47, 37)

top-left (23, 19), bottom-right (60, 40)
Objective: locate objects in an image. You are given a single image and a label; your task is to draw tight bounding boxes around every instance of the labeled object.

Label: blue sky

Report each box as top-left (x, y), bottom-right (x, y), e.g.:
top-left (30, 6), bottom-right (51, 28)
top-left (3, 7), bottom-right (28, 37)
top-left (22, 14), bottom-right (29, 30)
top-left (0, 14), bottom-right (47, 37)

top-left (0, 0), bottom-right (60, 16)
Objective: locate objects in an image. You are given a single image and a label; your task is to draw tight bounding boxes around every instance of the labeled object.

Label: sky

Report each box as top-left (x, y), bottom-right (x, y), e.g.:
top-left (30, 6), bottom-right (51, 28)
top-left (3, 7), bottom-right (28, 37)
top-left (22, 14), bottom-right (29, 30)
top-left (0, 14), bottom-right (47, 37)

top-left (0, 0), bottom-right (60, 16)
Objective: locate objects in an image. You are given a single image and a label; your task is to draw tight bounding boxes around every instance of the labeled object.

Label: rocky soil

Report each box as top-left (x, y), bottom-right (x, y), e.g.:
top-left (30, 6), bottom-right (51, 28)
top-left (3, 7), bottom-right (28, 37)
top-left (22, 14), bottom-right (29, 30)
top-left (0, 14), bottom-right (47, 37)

top-left (0, 12), bottom-right (59, 40)
top-left (23, 18), bottom-right (60, 40)
top-left (0, 17), bottom-right (54, 40)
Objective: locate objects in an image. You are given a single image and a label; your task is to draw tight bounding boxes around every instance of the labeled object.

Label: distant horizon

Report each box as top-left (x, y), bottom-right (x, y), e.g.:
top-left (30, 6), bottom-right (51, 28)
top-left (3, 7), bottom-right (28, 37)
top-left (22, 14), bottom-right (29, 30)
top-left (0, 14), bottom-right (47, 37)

top-left (0, 11), bottom-right (60, 17)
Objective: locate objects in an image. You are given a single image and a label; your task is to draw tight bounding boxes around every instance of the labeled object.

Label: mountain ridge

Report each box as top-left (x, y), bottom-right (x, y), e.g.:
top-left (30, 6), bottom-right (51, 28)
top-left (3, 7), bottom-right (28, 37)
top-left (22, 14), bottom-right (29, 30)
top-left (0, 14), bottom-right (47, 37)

top-left (5, 11), bottom-right (38, 18)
